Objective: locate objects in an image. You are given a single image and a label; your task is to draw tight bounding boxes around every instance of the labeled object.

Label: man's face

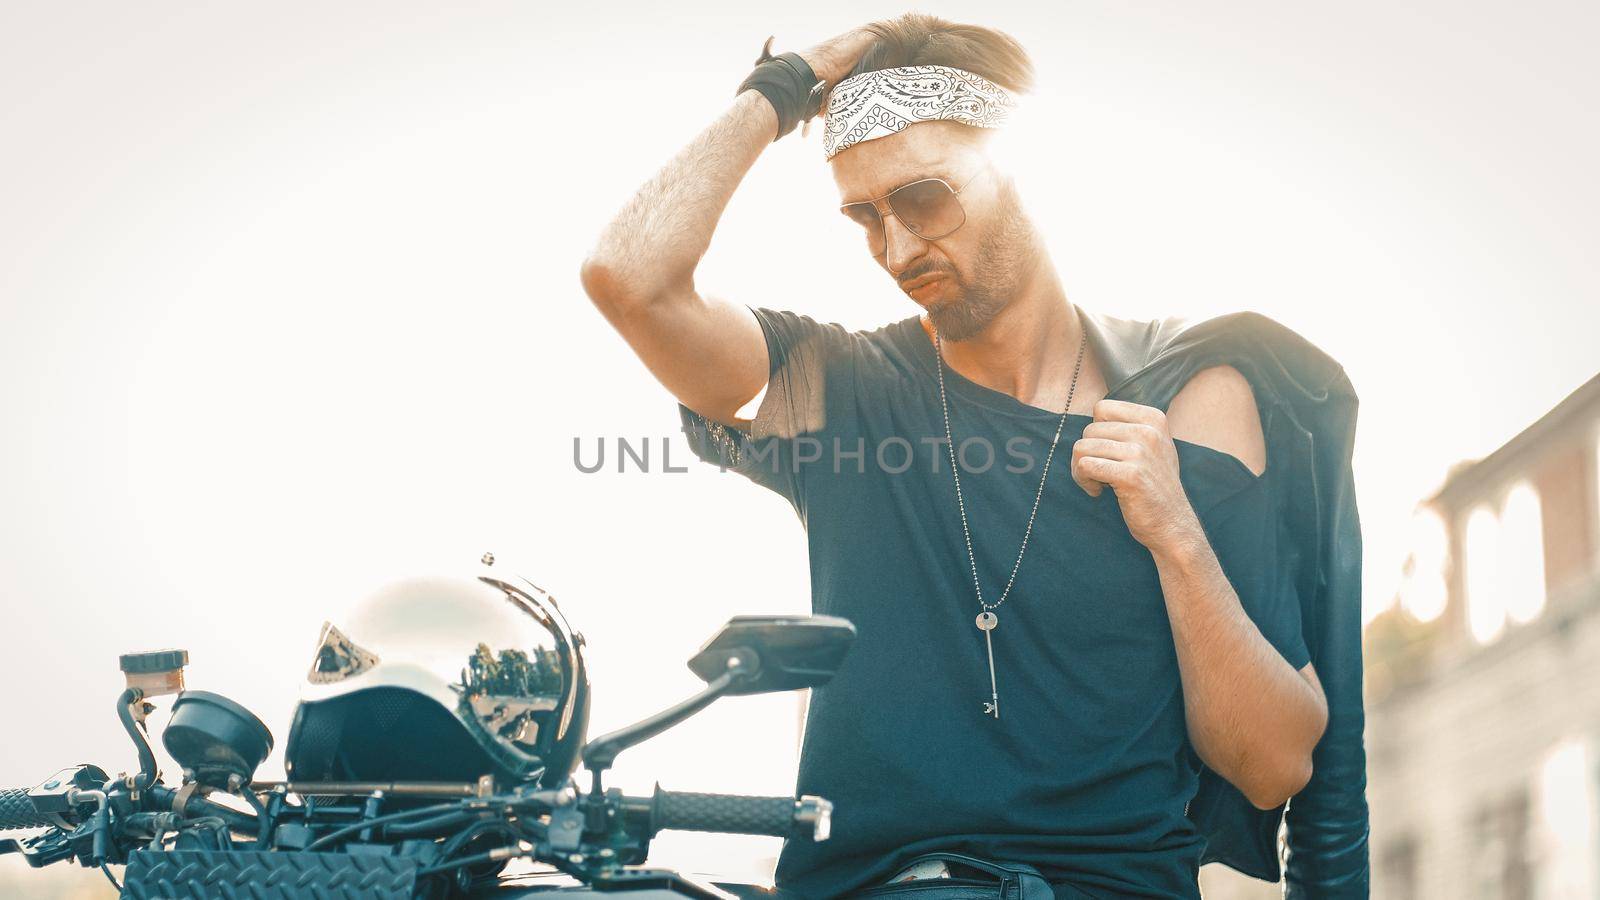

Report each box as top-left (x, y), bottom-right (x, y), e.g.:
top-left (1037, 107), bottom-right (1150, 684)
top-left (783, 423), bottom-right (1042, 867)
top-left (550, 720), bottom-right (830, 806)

top-left (830, 121), bottom-right (1036, 341)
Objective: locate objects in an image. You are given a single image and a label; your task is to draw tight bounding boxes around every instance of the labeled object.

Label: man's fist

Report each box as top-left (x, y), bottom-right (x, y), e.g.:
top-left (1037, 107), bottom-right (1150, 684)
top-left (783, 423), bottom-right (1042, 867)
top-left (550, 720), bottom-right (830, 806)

top-left (1070, 399), bottom-right (1202, 555)
top-left (797, 28), bottom-right (878, 87)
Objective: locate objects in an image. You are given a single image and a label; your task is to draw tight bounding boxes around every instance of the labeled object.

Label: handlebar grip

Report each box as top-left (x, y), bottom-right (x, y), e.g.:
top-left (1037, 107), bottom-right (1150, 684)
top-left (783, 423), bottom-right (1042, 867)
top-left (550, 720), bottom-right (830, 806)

top-left (650, 786), bottom-right (831, 841)
top-left (0, 788), bottom-right (51, 831)
top-left (655, 789), bottom-right (795, 836)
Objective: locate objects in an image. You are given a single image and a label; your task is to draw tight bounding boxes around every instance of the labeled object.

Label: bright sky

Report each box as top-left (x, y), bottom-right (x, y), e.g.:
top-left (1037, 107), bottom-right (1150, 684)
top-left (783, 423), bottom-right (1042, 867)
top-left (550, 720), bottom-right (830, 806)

top-left (2, 0), bottom-right (1597, 889)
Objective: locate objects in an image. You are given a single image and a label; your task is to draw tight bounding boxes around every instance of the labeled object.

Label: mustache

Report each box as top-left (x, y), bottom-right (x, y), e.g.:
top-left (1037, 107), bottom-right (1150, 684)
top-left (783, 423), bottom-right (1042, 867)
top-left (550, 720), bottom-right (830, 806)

top-left (898, 264), bottom-right (953, 289)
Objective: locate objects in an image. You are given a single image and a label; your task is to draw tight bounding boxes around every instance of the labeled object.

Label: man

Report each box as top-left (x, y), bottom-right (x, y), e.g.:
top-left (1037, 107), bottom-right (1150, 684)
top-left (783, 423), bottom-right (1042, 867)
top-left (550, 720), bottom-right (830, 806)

top-left (581, 14), bottom-right (1364, 899)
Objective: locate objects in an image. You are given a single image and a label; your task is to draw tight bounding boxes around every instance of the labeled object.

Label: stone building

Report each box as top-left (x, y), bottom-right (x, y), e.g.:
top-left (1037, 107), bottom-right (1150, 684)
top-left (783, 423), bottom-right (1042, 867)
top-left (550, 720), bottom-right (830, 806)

top-left (1363, 373), bottom-right (1600, 898)
top-left (1201, 372), bottom-right (1600, 898)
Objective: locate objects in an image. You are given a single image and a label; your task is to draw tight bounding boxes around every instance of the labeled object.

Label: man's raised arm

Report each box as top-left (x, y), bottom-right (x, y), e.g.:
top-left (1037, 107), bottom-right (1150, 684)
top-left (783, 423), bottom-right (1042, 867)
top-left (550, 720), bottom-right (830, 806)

top-left (579, 30), bottom-right (874, 426)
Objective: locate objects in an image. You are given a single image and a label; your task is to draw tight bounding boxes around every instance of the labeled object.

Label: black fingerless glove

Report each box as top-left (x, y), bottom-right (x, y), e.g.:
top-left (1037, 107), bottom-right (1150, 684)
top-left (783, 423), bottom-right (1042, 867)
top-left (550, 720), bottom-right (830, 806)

top-left (736, 36), bottom-right (828, 142)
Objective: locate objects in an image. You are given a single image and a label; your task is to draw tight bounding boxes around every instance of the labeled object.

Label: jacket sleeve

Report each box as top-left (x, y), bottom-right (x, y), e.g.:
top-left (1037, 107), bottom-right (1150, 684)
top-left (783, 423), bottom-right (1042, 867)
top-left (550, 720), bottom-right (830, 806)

top-left (1282, 368), bottom-right (1371, 898)
top-left (1116, 310), bottom-right (1371, 893)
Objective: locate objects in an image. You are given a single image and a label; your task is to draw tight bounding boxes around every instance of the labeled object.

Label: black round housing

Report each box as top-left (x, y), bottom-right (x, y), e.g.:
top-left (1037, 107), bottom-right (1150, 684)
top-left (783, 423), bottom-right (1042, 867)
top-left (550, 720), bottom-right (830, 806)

top-left (163, 690), bottom-right (274, 787)
top-left (120, 649), bottom-right (189, 674)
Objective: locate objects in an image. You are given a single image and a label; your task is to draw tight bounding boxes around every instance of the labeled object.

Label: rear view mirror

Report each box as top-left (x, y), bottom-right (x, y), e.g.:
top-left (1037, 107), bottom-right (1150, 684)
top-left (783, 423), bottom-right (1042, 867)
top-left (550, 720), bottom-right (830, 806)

top-left (687, 615), bottom-right (856, 696)
top-left (582, 614), bottom-right (856, 777)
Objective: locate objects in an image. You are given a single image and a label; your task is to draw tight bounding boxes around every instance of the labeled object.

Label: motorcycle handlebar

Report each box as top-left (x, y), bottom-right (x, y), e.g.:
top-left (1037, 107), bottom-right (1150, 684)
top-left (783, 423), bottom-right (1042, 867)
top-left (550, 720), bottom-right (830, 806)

top-left (145, 785), bottom-right (258, 833)
top-left (0, 788), bottom-right (51, 832)
top-left (639, 785), bottom-right (832, 841)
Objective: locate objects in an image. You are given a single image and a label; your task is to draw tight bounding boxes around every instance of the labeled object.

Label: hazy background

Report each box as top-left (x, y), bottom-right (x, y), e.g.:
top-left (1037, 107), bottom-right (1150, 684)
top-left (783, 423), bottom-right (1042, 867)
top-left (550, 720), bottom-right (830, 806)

top-left (2, 0), bottom-right (1596, 893)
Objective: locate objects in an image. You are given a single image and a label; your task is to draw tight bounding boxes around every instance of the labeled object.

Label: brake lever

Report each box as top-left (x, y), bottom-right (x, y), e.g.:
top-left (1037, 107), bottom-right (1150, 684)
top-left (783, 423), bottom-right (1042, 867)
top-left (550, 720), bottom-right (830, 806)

top-left (0, 829), bottom-right (76, 868)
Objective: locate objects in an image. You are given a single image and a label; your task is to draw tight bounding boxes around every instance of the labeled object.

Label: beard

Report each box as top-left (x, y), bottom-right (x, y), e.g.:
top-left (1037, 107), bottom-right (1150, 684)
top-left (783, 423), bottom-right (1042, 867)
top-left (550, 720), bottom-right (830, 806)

top-left (924, 180), bottom-right (1039, 342)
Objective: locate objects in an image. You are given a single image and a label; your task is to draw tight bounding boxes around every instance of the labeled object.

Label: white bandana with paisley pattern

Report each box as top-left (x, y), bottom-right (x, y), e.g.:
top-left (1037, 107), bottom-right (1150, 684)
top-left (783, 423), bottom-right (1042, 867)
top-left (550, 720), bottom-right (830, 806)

top-left (821, 64), bottom-right (1018, 161)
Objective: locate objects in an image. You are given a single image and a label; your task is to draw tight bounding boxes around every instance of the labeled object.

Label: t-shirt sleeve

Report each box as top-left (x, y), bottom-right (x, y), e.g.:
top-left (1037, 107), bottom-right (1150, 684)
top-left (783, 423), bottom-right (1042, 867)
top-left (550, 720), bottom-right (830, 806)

top-left (1182, 450), bottom-right (1312, 671)
top-left (676, 306), bottom-right (855, 510)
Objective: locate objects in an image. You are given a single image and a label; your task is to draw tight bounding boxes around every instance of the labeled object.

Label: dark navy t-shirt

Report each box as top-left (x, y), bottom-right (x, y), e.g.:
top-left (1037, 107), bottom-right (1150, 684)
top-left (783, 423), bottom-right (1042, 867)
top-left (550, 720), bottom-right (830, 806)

top-left (678, 308), bottom-right (1309, 900)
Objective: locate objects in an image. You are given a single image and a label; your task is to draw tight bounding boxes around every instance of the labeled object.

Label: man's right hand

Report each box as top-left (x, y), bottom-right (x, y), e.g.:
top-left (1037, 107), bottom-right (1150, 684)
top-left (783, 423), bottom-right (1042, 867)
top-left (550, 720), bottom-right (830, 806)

top-left (798, 28), bottom-right (878, 87)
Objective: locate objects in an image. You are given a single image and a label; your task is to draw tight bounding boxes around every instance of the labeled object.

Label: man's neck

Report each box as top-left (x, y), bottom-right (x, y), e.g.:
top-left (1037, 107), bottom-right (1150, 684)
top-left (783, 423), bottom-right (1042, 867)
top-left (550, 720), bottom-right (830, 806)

top-left (926, 264), bottom-right (1104, 414)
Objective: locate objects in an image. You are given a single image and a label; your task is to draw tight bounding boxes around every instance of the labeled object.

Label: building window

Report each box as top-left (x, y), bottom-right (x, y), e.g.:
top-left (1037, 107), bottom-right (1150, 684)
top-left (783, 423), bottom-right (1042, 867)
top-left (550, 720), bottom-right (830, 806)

top-left (1463, 482), bottom-right (1547, 644)
top-left (1500, 483), bottom-right (1546, 625)
top-left (1471, 786), bottom-right (1532, 900)
top-left (1534, 739), bottom-right (1598, 897)
top-left (1465, 504), bottom-right (1505, 644)
top-left (1378, 834), bottom-right (1420, 898)
top-left (1400, 507), bottom-right (1449, 622)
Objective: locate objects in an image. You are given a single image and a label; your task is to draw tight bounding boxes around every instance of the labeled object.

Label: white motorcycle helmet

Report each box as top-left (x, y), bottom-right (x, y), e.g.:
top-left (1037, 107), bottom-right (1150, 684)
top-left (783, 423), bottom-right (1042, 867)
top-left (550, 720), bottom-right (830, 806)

top-left (284, 556), bottom-right (590, 788)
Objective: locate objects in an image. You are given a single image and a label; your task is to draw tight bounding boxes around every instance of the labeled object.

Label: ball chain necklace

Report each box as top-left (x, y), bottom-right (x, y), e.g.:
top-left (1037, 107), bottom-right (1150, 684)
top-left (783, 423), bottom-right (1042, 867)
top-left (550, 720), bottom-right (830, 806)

top-left (932, 324), bottom-right (1088, 720)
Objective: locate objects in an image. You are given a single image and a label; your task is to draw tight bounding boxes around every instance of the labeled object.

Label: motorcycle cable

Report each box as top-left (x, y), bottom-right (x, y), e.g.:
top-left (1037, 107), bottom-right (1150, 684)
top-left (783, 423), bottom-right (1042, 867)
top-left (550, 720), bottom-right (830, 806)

top-left (301, 800), bottom-right (478, 851)
top-left (300, 789), bottom-right (551, 852)
top-left (436, 817), bottom-right (521, 861)
top-left (417, 843), bottom-right (530, 879)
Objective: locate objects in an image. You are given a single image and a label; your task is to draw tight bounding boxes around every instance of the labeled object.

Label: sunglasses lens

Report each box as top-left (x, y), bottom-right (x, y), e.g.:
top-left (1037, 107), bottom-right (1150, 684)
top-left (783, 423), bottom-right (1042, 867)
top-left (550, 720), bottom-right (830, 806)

top-left (888, 179), bottom-right (964, 240)
top-left (841, 202), bottom-right (886, 254)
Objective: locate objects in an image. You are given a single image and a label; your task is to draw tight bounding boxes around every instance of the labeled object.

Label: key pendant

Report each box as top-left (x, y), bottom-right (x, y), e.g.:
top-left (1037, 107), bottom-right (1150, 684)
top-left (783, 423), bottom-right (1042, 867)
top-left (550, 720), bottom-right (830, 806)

top-left (976, 611), bottom-right (1000, 719)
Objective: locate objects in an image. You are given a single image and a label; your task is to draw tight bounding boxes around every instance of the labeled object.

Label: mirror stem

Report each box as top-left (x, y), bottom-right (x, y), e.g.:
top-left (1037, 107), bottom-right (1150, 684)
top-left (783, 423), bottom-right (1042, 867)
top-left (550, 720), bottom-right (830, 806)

top-left (581, 656), bottom-right (752, 777)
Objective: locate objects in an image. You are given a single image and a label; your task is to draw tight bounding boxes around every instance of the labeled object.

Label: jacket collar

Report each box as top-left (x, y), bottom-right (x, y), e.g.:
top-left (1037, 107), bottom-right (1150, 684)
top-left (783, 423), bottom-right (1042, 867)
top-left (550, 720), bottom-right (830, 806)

top-left (1075, 302), bottom-right (1192, 406)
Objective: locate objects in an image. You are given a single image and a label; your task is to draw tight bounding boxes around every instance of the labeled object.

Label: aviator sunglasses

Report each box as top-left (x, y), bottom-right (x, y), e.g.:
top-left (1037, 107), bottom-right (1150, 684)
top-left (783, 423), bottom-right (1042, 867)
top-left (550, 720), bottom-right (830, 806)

top-left (839, 164), bottom-right (990, 256)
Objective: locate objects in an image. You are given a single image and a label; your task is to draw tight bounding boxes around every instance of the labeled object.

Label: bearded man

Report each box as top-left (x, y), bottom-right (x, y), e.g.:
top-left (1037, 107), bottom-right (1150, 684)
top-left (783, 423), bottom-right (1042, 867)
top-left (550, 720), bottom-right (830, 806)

top-left (581, 14), bottom-right (1368, 899)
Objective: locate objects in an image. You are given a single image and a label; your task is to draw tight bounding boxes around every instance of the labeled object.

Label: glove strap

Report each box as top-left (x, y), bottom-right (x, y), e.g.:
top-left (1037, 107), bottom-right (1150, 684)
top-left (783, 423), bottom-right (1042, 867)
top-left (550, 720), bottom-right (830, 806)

top-left (736, 36), bottom-right (828, 142)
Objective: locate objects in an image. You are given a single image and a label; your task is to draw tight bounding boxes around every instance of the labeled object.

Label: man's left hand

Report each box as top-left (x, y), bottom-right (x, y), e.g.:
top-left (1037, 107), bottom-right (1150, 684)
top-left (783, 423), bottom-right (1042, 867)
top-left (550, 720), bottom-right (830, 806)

top-left (1070, 399), bottom-right (1201, 554)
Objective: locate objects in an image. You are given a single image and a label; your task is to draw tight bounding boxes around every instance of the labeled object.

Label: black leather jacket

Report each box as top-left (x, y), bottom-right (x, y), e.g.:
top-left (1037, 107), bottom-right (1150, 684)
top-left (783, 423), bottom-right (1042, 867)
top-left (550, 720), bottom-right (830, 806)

top-left (1078, 306), bottom-right (1370, 898)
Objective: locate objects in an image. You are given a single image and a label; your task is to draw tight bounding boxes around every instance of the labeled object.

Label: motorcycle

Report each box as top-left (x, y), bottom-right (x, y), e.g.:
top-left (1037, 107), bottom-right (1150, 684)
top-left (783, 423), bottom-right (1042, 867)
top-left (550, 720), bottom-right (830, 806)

top-left (0, 612), bottom-right (856, 898)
